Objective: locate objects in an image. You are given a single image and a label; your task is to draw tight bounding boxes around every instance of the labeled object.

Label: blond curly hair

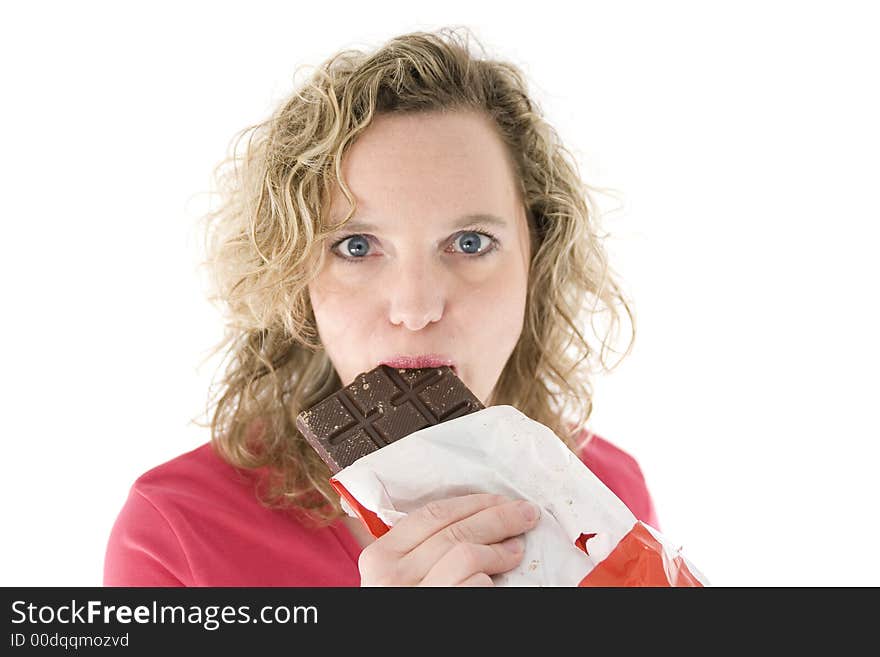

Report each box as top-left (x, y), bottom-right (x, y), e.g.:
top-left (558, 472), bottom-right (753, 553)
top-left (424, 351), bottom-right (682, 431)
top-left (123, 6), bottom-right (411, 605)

top-left (198, 26), bottom-right (635, 525)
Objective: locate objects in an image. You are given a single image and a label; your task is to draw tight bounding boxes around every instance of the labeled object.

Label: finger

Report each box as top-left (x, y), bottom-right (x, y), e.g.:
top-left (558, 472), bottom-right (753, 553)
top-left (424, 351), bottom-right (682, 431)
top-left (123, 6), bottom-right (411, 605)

top-left (398, 500), bottom-right (539, 582)
top-left (420, 537), bottom-right (525, 586)
top-left (456, 573), bottom-right (495, 587)
top-left (379, 493), bottom-right (513, 555)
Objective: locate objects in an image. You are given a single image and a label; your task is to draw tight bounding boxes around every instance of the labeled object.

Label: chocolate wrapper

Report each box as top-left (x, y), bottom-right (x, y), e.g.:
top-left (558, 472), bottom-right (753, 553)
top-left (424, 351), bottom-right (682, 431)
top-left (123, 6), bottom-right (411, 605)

top-left (331, 405), bottom-right (708, 587)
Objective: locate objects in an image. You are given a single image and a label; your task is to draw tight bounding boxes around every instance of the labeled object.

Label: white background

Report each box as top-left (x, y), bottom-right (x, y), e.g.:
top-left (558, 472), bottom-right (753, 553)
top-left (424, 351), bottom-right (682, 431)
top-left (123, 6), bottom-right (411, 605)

top-left (2, 1), bottom-right (878, 586)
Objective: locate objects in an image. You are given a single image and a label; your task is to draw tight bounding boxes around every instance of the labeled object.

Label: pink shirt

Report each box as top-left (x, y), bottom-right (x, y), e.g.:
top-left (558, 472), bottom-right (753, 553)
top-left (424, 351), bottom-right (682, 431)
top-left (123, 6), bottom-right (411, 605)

top-left (103, 435), bottom-right (659, 586)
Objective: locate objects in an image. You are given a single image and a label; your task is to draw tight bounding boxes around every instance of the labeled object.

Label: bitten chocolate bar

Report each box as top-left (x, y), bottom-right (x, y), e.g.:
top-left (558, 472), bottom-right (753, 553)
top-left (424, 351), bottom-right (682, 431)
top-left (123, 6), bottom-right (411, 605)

top-left (295, 365), bottom-right (484, 474)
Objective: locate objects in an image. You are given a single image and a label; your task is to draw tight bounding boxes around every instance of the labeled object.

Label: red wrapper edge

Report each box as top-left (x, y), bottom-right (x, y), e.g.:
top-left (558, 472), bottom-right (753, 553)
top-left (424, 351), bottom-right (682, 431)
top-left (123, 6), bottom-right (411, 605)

top-left (578, 521), bottom-right (704, 587)
top-left (331, 478), bottom-right (391, 538)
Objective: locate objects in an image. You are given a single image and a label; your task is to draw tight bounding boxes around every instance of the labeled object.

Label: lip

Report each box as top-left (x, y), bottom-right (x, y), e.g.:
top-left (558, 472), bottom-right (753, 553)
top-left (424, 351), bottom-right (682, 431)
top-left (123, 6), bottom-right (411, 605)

top-left (380, 355), bottom-right (457, 376)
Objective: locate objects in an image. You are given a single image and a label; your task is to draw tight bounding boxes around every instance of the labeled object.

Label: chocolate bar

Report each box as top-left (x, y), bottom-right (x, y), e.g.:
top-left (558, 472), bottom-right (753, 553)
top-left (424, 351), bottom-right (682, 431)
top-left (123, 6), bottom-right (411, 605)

top-left (295, 365), bottom-right (484, 474)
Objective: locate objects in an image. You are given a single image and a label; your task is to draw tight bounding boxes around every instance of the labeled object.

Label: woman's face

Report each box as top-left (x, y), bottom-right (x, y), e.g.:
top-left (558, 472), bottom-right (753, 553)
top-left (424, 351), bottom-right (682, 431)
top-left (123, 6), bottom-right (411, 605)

top-left (308, 110), bottom-right (531, 405)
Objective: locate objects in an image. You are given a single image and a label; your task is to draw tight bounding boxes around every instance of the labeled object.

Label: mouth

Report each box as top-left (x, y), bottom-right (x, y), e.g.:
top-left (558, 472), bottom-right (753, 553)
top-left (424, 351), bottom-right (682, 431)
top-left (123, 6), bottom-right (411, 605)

top-left (380, 355), bottom-right (458, 377)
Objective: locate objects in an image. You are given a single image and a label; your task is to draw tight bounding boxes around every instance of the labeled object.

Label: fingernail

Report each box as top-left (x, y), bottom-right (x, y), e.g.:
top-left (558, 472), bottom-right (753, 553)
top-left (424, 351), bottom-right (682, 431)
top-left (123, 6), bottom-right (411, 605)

top-left (518, 501), bottom-right (540, 522)
top-left (501, 537), bottom-right (524, 554)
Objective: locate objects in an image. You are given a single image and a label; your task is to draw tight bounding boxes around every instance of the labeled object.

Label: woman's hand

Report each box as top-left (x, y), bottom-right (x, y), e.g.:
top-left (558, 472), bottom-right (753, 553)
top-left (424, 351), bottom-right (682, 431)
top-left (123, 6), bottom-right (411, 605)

top-left (357, 493), bottom-right (541, 586)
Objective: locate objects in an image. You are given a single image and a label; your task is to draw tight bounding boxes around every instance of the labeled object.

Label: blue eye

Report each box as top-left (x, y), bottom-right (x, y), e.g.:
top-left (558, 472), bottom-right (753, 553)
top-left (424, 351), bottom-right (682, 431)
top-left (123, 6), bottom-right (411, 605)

top-left (452, 230), bottom-right (498, 257)
top-left (337, 235), bottom-right (369, 258)
top-left (455, 231), bottom-right (485, 253)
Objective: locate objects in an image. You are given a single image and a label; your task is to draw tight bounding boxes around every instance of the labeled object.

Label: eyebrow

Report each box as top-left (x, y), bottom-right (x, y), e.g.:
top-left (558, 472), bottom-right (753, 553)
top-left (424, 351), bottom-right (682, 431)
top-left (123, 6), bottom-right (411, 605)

top-left (328, 213), bottom-right (509, 233)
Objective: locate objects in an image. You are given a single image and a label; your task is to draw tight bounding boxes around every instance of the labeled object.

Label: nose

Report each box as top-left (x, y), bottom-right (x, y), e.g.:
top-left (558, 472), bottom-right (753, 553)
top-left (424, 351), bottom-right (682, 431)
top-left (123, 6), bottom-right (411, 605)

top-left (386, 257), bottom-right (445, 331)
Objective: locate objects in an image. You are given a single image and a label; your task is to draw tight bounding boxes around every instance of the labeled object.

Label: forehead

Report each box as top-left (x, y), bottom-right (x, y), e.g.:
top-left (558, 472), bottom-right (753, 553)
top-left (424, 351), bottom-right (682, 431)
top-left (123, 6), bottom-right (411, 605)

top-left (327, 110), bottom-right (521, 225)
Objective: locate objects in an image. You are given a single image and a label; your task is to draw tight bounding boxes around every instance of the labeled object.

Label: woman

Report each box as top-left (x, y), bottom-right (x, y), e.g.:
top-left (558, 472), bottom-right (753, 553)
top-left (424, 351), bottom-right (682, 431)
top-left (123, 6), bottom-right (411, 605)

top-left (103, 27), bottom-right (658, 587)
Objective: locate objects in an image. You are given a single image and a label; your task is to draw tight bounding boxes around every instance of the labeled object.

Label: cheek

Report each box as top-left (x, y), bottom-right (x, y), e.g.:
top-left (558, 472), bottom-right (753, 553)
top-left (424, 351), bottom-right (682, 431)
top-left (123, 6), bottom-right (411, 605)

top-left (309, 278), bottom-right (379, 384)
top-left (461, 266), bottom-right (528, 341)
top-left (309, 277), bottom-right (372, 345)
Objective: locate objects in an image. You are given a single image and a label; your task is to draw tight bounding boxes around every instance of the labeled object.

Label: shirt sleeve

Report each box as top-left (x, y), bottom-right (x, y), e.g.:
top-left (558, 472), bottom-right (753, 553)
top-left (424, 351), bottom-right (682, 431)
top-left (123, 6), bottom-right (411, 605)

top-left (578, 434), bottom-right (662, 531)
top-left (103, 487), bottom-right (192, 587)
